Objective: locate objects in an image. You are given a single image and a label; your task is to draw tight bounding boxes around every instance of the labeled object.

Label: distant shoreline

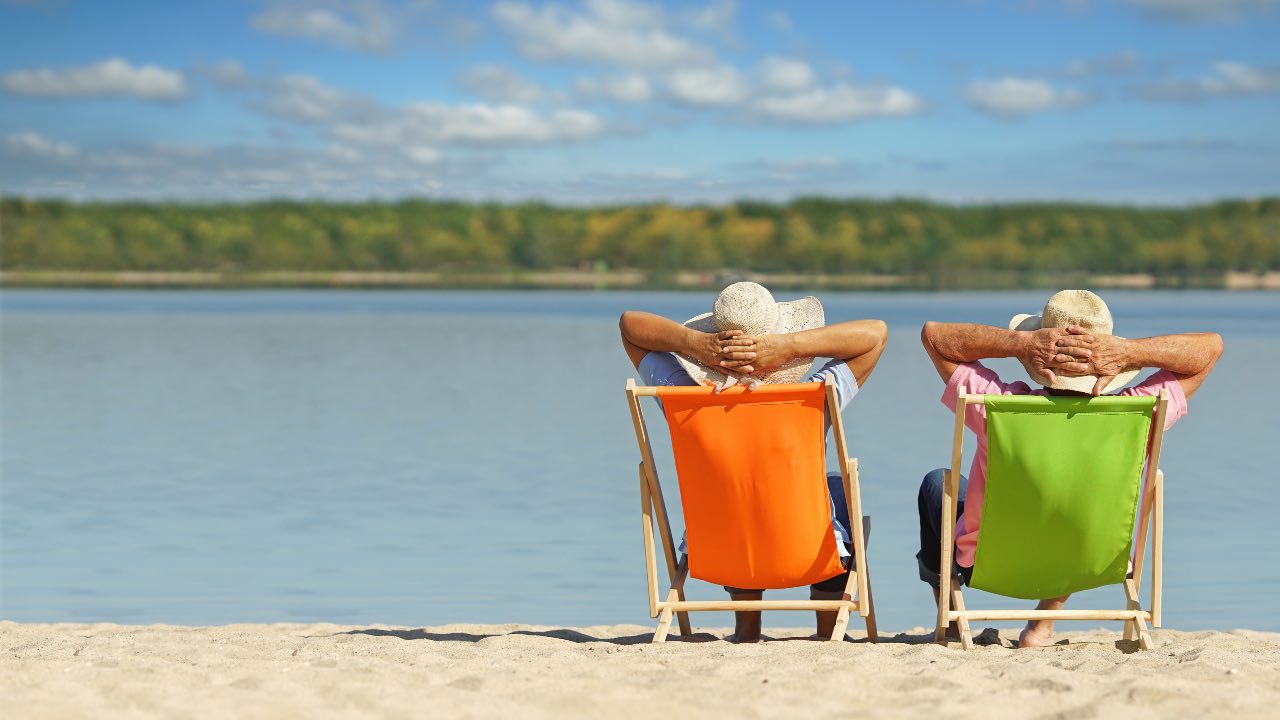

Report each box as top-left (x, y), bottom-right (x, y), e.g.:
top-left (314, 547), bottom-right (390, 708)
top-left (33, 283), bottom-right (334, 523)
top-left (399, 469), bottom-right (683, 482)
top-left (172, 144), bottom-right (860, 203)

top-left (3, 269), bottom-right (1278, 291)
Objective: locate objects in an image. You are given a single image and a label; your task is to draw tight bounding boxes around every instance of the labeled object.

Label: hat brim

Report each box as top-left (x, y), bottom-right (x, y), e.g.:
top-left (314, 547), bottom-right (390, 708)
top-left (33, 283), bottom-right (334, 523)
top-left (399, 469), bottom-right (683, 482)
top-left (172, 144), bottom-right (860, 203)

top-left (674, 296), bottom-right (824, 386)
top-left (1008, 313), bottom-right (1141, 394)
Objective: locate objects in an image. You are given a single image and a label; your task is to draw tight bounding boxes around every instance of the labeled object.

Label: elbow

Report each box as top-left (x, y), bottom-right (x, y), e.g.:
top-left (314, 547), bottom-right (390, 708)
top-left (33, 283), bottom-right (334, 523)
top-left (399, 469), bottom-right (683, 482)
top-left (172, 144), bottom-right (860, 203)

top-left (921, 321), bottom-right (938, 350)
top-left (1208, 332), bottom-right (1224, 361)
top-left (872, 319), bottom-right (889, 347)
top-left (618, 310), bottom-right (636, 340)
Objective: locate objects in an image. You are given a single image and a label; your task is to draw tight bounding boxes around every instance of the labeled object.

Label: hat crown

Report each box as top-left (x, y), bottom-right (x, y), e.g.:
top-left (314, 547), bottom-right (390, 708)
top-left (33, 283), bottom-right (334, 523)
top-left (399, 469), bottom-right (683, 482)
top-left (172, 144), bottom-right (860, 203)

top-left (713, 282), bottom-right (779, 336)
top-left (1041, 289), bottom-right (1114, 335)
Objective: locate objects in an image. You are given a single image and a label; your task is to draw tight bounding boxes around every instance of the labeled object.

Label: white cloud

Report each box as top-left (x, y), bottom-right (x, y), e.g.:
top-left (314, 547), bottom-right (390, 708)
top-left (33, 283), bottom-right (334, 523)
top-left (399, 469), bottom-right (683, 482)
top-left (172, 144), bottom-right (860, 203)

top-left (492, 0), bottom-right (714, 69)
top-left (257, 74), bottom-right (374, 122)
top-left (4, 131), bottom-right (78, 159)
top-left (1135, 61), bottom-right (1280, 101)
top-left (458, 64), bottom-right (544, 104)
top-left (755, 83), bottom-right (923, 123)
top-left (333, 103), bottom-right (604, 147)
top-left (1125, 0), bottom-right (1280, 22)
top-left (766, 9), bottom-right (793, 32)
top-left (758, 57), bottom-right (814, 93)
top-left (964, 77), bottom-right (1090, 117)
top-left (407, 146), bottom-right (442, 165)
top-left (1066, 50), bottom-right (1140, 77)
top-left (1, 58), bottom-right (187, 101)
top-left (208, 59), bottom-right (250, 88)
top-left (576, 73), bottom-right (652, 102)
top-left (667, 64), bottom-right (749, 105)
top-left (251, 0), bottom-right (394, 53)
top-left (687, 0), bottom-right (737, 40)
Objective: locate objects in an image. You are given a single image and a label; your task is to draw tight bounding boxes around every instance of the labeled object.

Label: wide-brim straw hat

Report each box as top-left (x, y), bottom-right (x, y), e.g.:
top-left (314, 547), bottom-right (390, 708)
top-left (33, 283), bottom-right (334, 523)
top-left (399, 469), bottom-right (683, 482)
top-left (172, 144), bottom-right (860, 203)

top-left (1009, 289), bottom-right (1140, 394)
top-left (675, 281), bottom-right (824, 386)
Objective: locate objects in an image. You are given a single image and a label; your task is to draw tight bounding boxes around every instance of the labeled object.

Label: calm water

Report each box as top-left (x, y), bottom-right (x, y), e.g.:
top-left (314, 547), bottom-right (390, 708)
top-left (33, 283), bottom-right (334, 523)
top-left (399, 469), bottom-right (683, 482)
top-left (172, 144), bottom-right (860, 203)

top-left (2, 290), bottom-right (1277, 632)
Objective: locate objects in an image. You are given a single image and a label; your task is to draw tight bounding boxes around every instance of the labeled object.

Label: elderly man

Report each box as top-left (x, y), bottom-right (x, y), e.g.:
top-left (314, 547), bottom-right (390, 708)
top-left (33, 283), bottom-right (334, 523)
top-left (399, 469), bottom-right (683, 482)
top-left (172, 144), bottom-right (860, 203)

top-left (620, 282), bottom-right (888, 642)
top-left (917, 290), bottom-right (1222, 648)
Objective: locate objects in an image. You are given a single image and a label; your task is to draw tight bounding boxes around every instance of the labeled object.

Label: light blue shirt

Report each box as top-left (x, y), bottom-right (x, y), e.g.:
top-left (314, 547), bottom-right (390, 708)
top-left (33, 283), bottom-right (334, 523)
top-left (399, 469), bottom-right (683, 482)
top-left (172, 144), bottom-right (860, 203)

top-left (637, 352), bottom-right (859, 556)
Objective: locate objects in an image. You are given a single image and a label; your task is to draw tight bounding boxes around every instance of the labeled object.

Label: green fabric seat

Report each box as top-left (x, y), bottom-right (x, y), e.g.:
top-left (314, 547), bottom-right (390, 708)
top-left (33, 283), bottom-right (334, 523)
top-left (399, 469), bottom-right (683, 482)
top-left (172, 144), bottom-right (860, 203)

top-left (969, 395), bottom-right (1156, 600)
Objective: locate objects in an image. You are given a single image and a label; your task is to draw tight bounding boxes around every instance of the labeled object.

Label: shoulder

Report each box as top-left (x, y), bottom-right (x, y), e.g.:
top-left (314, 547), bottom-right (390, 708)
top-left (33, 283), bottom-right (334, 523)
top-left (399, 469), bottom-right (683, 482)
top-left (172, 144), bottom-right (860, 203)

top-left (1116, 370), bottom-right (1188, 430)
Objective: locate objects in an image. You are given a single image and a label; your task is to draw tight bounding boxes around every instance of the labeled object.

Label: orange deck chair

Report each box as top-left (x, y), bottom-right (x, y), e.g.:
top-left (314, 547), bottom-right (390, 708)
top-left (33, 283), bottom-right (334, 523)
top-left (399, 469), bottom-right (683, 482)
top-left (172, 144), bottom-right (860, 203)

top-left (625, 377), bottom-right (877, 643)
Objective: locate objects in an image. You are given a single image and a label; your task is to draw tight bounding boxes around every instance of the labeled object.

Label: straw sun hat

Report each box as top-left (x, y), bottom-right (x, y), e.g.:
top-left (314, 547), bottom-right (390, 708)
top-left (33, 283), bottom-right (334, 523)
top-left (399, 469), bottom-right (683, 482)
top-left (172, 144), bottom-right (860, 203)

top-left (1009, 289), bottom-right (1140, 394)
top-left (675, 281), bottom-right (824, 386)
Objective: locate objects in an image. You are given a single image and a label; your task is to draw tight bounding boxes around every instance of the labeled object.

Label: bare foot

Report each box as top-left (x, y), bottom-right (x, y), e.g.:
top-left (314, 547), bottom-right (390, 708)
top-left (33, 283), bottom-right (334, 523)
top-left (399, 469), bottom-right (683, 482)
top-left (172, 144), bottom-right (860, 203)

top-left (1018, 621), bottom-right (1055, 648)
top-left (1018, 594), bottom-right (1071, 648)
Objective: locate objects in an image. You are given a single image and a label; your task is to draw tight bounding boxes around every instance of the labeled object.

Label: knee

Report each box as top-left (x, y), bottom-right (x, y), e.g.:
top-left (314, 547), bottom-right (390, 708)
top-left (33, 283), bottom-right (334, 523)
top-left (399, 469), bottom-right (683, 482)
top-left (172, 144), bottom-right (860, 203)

top-left (916, 468), bottom-right (947, 497)
top-left (918, 468), bottom-right (947, 509)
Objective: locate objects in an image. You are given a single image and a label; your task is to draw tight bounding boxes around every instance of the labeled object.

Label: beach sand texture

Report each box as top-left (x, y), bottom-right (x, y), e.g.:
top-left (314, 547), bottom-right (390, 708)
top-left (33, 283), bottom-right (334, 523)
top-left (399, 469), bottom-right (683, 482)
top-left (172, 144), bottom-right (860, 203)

top-left (3, 622), bottom-right (1279, 719)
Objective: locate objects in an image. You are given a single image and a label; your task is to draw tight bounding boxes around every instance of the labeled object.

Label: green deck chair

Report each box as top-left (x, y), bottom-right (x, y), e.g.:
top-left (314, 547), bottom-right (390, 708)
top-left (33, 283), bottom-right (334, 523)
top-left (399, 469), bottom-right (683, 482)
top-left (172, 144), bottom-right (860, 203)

top-left (936, 388), bottom-right (1170, 650)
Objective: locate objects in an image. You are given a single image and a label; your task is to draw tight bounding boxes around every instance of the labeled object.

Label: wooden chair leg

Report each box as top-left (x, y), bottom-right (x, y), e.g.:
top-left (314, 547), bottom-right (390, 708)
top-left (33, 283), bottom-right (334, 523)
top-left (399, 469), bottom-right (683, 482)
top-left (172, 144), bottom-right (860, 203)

top-left (652, 588), bottom-right (679, 643)
top-left (950, 583), bottom-right (973, 650)
top-left (1123, 579), bottom-right (1154, 650)
top-left (830, 605), bottom-right (851, 643)
top-left (652, 606), bottom-right (674, 643)
top-left (862, 579), bottom-right (878, 643)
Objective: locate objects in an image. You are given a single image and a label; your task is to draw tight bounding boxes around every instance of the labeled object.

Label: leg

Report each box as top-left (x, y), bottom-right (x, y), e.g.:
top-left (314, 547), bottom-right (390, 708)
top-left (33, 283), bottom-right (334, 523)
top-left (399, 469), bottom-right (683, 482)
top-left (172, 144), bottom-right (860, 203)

top-left (813, 473), bottom-right (853, 639)
top-left (917, 469), bottom-right (968, 640)
top-left (724, 587), bottom-right (763, 643)
top-left (1017, 594), bottom-right (1071, 648)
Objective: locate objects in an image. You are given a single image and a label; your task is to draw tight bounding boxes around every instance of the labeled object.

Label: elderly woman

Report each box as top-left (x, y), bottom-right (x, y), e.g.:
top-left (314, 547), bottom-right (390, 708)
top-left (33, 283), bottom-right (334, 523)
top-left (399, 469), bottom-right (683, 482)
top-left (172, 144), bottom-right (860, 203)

top-left (619, 282), bottom-right (888, 642)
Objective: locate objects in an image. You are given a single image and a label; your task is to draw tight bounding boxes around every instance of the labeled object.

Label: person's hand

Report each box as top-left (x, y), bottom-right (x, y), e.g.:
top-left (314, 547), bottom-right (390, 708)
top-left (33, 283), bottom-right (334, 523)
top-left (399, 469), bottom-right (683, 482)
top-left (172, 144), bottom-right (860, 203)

top-left (1048, 326), bottom-right (1132, 395)
top-left (690, 329), bottom-right (755, 376)
top-left (1017, 326), bottom-right (1085, 386)
top-left (719, 334), bottom-right (796, 376)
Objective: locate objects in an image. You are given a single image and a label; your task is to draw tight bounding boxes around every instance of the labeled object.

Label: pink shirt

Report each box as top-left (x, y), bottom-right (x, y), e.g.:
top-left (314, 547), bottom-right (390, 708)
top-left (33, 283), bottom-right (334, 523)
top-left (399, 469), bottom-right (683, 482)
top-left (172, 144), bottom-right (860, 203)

top-left (941, 362), bottom-right (1188, 568)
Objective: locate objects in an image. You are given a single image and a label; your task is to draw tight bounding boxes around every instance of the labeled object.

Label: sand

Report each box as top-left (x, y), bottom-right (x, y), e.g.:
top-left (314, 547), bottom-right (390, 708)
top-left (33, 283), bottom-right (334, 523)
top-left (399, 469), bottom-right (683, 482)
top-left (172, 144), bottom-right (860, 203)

top-left (3, 621), bottom-right (1278, 719)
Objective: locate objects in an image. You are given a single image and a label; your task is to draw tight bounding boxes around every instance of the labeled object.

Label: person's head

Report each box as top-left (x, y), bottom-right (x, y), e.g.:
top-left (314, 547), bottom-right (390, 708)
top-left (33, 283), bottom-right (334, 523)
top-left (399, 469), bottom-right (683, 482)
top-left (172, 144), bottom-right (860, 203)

top-left (675, 281), bottom-right (824, 386)
top-left (1010, 289), bottom-right (1140, 394)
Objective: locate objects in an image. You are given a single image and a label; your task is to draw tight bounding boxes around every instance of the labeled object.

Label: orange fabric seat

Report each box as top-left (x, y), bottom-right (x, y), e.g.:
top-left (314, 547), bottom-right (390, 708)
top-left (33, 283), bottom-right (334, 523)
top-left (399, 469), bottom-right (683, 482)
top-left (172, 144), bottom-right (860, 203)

top-left (657, 383), bottom-right (846, 589)
top-left (626, 376), bottom-right (876, 643)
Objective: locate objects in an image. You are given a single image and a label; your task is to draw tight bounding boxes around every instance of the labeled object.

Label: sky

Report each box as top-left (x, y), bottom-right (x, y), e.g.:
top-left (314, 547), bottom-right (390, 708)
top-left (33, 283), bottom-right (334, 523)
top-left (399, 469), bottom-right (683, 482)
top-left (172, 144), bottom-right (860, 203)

top-left (1, 0), bottom-right (1278, 205)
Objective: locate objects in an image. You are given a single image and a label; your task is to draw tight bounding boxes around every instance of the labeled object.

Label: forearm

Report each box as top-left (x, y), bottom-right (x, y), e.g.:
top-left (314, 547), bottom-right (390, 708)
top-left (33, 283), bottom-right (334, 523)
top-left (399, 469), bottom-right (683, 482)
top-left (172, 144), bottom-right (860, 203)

top-left (924, 322), bottom-right (1027, 363)
top-left (788, 319), bottom-right (887, 361)
top-left (1122, 333), bottom-right (1223, 377)
top-left (618, 311), bottom-right (699, 355)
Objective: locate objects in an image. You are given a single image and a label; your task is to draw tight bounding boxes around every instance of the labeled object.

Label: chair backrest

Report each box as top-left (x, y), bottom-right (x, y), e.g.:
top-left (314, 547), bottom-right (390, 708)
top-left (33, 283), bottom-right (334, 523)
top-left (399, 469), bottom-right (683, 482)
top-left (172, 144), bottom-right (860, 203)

top-left (653, 382), bottom-right (845, 589)
top-left (969, 394), bottom-right (1159, 599)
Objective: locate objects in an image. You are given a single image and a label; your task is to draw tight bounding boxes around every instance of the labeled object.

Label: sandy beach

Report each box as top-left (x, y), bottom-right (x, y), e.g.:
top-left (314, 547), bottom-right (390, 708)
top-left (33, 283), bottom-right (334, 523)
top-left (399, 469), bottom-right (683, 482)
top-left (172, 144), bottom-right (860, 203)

top-left (4, 621), bottom-right (1278, 719)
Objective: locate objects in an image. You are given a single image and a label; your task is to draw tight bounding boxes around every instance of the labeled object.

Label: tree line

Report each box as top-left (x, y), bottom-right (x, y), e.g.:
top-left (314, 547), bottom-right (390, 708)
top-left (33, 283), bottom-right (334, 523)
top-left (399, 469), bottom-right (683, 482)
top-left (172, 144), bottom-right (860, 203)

top-left (2, 197), bottom-right (1277, 282)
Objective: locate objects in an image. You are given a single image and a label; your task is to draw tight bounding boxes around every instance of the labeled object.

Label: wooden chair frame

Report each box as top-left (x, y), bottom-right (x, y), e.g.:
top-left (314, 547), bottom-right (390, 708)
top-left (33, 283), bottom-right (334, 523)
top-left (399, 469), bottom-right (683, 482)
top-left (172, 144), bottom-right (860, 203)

top-left (626, 377), bottom-right (878, 644)
top-left (935, 388), bottom-right (1170, 650)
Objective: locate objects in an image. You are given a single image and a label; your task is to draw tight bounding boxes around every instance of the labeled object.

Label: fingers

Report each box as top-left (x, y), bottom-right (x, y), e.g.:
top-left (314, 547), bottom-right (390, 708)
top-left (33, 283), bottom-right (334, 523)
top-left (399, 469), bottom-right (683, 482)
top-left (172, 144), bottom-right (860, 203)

top-left (1049, 360), bottom-right (1092, 374)
top-left (1092, 375), bottom-right (1115, 396)
top-left (1042, 368), bottom-right (1057, 384)
top-left (719, 350), bottom-right (756, 361)
top-left (1054, 337), bottom-right (1093, 349)
top-left (720, 360), bottom-right (755, 372)
top-left (719, 337), bottom-right (755, 347)
top-left (1065, 325), bottom-right (1093, 337)
top-left (716, 330), bottom-right (744, 339)
top-left (1052, 352), bottom-right (1089, 364)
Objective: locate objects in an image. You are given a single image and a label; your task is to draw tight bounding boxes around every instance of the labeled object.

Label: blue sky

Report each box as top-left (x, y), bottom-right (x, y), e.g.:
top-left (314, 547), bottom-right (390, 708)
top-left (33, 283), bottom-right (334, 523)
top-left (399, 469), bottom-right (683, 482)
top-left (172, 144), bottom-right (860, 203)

top-left (1, 0), bottom-right (1278, 204)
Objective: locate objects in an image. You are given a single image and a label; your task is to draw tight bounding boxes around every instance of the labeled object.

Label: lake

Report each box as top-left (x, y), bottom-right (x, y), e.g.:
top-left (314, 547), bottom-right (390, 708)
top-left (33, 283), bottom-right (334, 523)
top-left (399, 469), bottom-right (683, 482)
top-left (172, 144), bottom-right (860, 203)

top-left (2, 289), bottom-right (1277, 632)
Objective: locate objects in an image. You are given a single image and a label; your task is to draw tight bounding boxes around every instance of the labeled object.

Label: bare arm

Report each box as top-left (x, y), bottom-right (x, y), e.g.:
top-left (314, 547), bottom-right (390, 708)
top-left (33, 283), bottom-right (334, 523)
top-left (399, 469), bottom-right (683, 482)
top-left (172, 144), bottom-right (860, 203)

top-left (618, 310), bottom-right (748, 373)
top-left (721, 320), bottom-right (889, 386)
top-left (920, 321), bottom-right (1069, 385)
top-left (1052, 329), bottom-right (1223, 398)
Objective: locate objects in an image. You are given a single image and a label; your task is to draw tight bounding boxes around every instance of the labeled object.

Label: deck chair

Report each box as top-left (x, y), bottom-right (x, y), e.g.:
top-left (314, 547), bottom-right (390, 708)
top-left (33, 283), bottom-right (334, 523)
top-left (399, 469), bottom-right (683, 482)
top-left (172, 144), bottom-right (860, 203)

top-left (625, 377), bottom-right (877, 644)
top-left (936, 388), bottom-right (1170, 650)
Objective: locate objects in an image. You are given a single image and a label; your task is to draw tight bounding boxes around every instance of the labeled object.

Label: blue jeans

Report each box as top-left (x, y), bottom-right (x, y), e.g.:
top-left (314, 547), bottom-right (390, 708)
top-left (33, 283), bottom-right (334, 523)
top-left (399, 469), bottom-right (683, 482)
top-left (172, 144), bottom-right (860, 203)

top-left (725, 472), bottom-right (854, 595)
top-left (916, 468), bottom-right (974, 590)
